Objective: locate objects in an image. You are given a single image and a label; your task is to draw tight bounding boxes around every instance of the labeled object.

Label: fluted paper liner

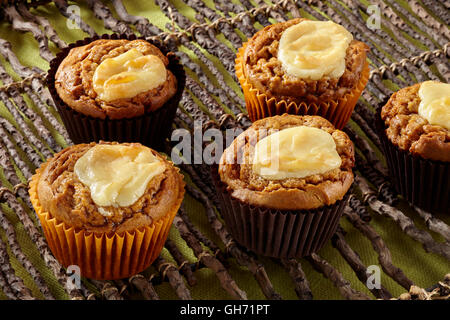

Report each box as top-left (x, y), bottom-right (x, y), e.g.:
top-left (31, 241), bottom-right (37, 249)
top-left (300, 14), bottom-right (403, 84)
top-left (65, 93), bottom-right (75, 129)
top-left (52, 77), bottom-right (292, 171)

top-left (376, 113), bottom-right (450, 215)
top-left (29, 170), bottom-right (178, 280)
top-left (235, 43), bottom-right (370, 129)
top-left (47, 33), bottom-right (185, 151)
top-left (212, 169), bottom-right (350, 258)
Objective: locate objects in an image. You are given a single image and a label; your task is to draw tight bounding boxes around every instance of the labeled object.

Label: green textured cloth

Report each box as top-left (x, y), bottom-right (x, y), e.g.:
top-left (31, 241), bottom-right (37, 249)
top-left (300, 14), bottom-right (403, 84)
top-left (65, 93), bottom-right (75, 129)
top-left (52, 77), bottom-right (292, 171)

top-left (0, 0), bottom-right (448, 300)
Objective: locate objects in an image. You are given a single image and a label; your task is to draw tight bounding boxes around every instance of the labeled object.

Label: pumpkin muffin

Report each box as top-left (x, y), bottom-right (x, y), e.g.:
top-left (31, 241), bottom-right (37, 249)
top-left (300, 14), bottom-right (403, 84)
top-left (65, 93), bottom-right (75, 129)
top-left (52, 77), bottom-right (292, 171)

top-left (29, 141), bottom-right (185, 279)
top-left (47, 35), bottom-right (185, 149)
top-left (235, 18), bottom-right (370, 129)
top-left (378, 81), bottom-right (450, 214)
top-left (213, 114), bottom-right (355, 258)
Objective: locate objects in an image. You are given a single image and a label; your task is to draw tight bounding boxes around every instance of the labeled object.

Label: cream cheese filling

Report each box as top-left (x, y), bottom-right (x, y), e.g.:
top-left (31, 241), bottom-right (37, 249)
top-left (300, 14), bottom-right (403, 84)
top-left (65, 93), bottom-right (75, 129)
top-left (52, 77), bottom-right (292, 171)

top-left (252, 126), bottom-right (342, 180)
top-left (92, 48), bottom-right (167, 102)
top-left (74, 144), bottom-right (165, 211)
top-left (277, 20), bottom-right (353, 80)
top-left (418, 81), bottom-right (450, 131)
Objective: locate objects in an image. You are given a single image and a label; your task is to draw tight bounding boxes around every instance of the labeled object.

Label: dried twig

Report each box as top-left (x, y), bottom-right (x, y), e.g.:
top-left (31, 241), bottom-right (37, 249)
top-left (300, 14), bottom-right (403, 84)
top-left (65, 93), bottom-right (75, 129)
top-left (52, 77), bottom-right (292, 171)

top-left (3, 5), bottom-right (54, 62)
top-left (383, 0), bottom-right (449, 45)
top-left (113, 279), bottom-right (129, 298)
top-left (0, 90), bottom-right (52, 160)
top-left (111, 0), bottom-right (161, 36)
top-left (185, 76), bottom-right (232, 128)
top-left (0, 206), bottom-right (54, 299)
top-left (185, 183), bottom-right (282, 300)
top-left (155, 0), bottom-right (236, 73)
top-left (344, 126), bottom-right (388, 177)
top-left (1, 189), bottom-right (88, 299)
top-left (53, 0), bottom-right (97, 36)
top-left (330, 0), bottom-right (439, 81)
top-left (254, 0), bottom-right (287, 22)
top-left (0, 122), bottom-right (38, 178)
top-left (0, 39), bottom-right (57, 113)
top-left (0, 143), bottom-right (88, 299)
top-left (280, 258), bottom-right (312, 300)
top-left (350, 112), bottom-right (382, 150)
top-left (129, 274), bottom-right (160, 300)
top-left (164, 239), bottom-right (197, 286)
top-left (0, 237), bottom-right (35, 300)
top-left (354, 153), bottom-right (397, 206)
top-left (344, 205), bottom-right (414, 290)
top-left (332, 227), bottom-right (392, 300)
top-left (154, 256), bottom-right (192, 300)
top-left (173, 214), bottom-right (248, 300)
top-left (397, 274), bottom-right (450, 300)
top-left (307, 253), bottom-right (371, 300)
top-left (347, 194), bottom-right (372, 223)
top-left (86, 0), bottom-right (133, 35)
top-left (22, 84), bottom-right (72, 145)
top-left (90, 280), bottom-right (123, 300)
top-left (414, 207), bottom-right (450, 244)
top-left (0, 270), bottom-right (17, 300)
top-left (16, 2), bottom-right (66, 49)
top-left (213, 0), bottom-right (257, 37)
top-left (178, 205), bottom-right (227, 264)
top-left (420, 0), bottom-right (449, 24)
top-left (0, 145), bottom-right (34, 206)
top-left (240, 0), bottom-right (271, 26)
top-left (356, 175), bottom-right (450, 260)
top-left (0, 64), bottom-right (60, 153)
top-left (183, 0), bottom-right (243, 49)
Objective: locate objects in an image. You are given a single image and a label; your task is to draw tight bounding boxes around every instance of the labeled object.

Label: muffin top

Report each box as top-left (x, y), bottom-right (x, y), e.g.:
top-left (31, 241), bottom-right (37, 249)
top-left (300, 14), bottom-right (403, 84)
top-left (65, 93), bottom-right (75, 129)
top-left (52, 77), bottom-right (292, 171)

top-left (55, 39), bottom-right (177, 120)
top-left (35, 142), bottom-right (185, 233)
top-left (242, 18), bottom-right (369, 106)
top-left (219, 114), bottom-right (355, 210)
top-left (381, 81), bottom-right (450, 162)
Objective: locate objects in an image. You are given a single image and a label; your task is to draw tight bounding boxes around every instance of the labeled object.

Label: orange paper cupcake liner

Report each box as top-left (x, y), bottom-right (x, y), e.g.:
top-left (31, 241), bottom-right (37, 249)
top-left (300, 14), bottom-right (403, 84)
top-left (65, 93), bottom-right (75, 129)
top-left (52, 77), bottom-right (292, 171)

top-left (29, 170), bottom-right (178, 280)
top-left (235, 42), bottom-right (370, 129)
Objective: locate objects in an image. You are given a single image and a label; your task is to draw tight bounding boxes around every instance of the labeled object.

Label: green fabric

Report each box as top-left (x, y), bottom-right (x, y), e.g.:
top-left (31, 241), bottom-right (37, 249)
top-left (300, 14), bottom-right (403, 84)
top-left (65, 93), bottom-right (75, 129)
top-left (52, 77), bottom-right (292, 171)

top-left (0, 0), bottom-right (448, 300)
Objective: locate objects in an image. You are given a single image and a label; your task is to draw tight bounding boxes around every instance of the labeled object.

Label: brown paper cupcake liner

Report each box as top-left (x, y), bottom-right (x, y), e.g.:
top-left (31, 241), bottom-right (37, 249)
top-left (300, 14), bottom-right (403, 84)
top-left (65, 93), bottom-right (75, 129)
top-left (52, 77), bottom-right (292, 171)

top-left (47, 33), bottom-right (185, 151)
top-left (235, 43), bottom-right (370, 129)
top-left (211, 168), bottom-right (350, 258)
top-left (376, 112), bottom-right (450, 215)
top-left (29, 169), bottom-right (179, 280)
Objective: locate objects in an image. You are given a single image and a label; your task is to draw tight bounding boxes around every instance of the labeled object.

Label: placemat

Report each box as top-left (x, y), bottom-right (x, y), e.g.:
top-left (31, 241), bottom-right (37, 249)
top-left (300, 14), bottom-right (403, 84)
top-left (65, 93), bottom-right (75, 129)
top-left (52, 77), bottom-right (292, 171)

top-left (0, 0), bottom-right (448, 300)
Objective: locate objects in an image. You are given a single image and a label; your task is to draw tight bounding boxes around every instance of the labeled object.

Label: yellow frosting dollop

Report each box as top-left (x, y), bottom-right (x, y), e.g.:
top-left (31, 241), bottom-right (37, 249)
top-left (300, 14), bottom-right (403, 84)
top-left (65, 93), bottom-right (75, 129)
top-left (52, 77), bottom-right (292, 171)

top-left (252, 126), bottom-right (342, 180)
top-left (277, 20), bottom-right (353, 80)
top-left (93, 48), bottom-right (167, 102)
top-left (418, 81), bottom-right (450, 130)
top-left (74, 144), bottom-right (165, 210)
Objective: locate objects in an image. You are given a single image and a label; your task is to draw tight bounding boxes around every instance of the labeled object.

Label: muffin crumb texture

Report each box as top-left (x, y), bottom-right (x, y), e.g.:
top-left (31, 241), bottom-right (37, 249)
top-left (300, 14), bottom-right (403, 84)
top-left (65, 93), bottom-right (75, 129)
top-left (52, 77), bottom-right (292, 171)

top-left (381, 83), bottom-right (450, 162)
top-left (243, 18), bottom-right (369, 105)
top-left (36, 142), bottom-right (185, 233)
top-left (219, 114), bottom-right (354, 210)
top-left (55, 39), bottom-right (177, 120)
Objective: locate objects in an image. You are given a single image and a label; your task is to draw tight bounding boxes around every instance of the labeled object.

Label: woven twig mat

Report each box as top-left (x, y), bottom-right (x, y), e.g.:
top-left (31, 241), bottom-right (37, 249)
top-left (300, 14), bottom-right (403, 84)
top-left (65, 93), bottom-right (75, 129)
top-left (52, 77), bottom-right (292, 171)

top-left (0, 0), bottom-right (448, 300)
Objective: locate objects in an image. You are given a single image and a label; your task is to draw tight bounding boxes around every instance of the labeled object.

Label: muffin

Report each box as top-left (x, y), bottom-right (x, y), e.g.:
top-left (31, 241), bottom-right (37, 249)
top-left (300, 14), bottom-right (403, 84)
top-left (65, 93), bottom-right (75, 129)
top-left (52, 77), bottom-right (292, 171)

top-left (47, 34), bottom-right (185, 150)
top-left (378, 81), bottom-right (450, 214)
top-left (29, 141), bottom-right (185, 279)
top-left (235, 18), bottom-right (370, 129)
top-left (213, 114), bottom-right (354, 258)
